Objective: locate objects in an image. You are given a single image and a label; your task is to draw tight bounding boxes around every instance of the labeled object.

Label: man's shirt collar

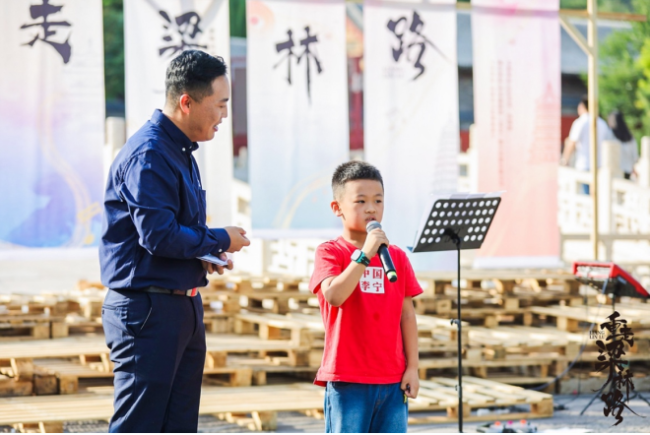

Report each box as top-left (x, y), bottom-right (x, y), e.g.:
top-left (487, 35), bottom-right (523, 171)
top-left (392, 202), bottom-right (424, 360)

top-left (151, 109), bottom-right (200, 154)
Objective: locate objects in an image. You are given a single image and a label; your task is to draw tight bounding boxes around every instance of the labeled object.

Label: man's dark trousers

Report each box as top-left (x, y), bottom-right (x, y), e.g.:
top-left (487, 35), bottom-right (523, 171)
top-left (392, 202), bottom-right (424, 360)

top-left (102, 289), bottom-right (206, 432)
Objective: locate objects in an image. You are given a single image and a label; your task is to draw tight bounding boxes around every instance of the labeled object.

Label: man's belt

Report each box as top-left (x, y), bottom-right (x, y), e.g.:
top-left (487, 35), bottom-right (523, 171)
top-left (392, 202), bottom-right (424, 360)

top-left (141, 286), bottom-right (198, 297)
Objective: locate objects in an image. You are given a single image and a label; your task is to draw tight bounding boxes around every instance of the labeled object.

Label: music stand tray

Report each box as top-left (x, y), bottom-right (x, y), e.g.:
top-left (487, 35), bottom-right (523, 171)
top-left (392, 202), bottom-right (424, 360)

top-left (410, 192), bottom-right (504, 433)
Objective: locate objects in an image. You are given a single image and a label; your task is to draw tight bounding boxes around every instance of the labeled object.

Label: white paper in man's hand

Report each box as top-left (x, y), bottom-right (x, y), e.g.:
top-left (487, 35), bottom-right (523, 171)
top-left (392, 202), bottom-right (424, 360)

top-left (197, 254), bottom-right (229, 266)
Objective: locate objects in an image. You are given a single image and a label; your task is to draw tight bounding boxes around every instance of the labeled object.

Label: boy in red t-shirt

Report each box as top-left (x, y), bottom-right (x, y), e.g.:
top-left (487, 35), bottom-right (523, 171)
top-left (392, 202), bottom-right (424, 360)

top-left (309, 161), bottom-right (423, 433)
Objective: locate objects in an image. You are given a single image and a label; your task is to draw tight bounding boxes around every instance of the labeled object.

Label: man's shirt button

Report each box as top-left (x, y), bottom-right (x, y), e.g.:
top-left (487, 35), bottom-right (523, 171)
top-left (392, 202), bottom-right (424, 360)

top-left (218, 249), bottom-right (222, 253)
top-left (182, 147), bottom-right (186, 152)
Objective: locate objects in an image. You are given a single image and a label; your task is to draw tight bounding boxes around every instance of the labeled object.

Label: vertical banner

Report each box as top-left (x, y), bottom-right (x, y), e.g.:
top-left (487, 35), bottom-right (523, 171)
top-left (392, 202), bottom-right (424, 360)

top-left (0, 0), bottom-right (105, 249)
top-left (364, 0), bottom-right (459, 271)
top-left (247, 0), bottom-right (349, 238)
top-left (124, 0), bottom-right (233, 227)
top-left (472, 0), bottom-right (561, 268)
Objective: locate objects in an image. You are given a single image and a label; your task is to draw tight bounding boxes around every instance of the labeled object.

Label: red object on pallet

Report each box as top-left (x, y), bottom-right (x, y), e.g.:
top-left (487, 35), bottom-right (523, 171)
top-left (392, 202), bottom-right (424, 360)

top-left (572, 261), bottom-right (650, 299)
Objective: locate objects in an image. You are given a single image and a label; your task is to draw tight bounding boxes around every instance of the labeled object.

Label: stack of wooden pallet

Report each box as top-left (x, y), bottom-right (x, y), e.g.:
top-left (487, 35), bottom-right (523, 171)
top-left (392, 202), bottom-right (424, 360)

top-left (414, 270), bottom-right (588, 327)
top-left (529, 299), bottom-right (650, 392)
top-left (9, 268), bottom-right (649, 432)
top-left (0, 282), bottom-right (109, 341)
top-left (0, 378), bottom-right (554, 432)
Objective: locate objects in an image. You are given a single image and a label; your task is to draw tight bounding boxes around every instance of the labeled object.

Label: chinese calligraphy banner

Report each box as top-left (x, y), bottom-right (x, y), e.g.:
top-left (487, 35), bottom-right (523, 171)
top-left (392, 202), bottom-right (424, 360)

top-left (247, 0), bottom-right (349, 238)
top-left (472, 0), bottom-right (561, 268)
top-left (124, 0), bottom-right (234, 227)
top-left (363, 0), bottom-right (459, 271)
top-left (0, 0), bottom-right (105, 249)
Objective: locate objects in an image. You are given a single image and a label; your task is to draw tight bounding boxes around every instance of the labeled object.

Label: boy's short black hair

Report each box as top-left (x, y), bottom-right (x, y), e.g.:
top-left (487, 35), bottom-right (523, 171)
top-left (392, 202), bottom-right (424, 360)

top-left (165, 50), bottom-right (228, 104)
top-left (580, 95), bottom-right (589, 110)
top-left (332, 161), bottom-right (384, 199)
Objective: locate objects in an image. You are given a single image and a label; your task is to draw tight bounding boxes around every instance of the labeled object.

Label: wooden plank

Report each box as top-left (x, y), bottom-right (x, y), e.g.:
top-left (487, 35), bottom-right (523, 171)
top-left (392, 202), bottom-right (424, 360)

top-left (0, 334), bottom-right (307, 361)
top-left (0, 376), bottom-right (32, 398)
top-left (0, 384), bottom-right (325, 425)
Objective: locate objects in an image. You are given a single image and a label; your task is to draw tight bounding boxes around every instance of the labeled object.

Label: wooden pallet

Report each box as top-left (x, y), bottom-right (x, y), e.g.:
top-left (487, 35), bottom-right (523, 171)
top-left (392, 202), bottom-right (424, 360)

top-left (433, 306), bottom-right (533, 328)
top-left (413, 288), bottom-right (586, 316)
top-left (418, 354), bottom-right (558, 380)
top-left (0, 334), bottom-right (314, 395)
top-left (531, 304), bottom-right (650, 332)
top-left (19, 356), bottom-right (308, 394)
top-left (232, 312), bottom-right (320, 366)
top-left (0, 374), bottom-right (32, 398)
top-left (468, 326), bottom-right (583, 360)
top-left (416, 270), bottom-right (582, 296)
top-left (238, 292), bottom-right (316, 314)
top-left (0, 384), bottom-right (325, 432)
top-left (203, 311), bottom-right (234, 333)
top-left (0, 377), bottom-right (553, 432)
top-left (0, 314), bottom-right (68, 341)
top-left (558, 364), bottom-right (650, 394)
top-left (408, 377), bottom-right (553, 424)
top-left (207, 274), bottom-right (308, 294)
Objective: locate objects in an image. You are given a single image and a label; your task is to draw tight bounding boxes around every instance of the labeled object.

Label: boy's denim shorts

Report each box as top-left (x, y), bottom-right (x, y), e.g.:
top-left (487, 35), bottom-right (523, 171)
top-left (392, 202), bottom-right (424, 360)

top-left (324, 381), bottom-right (408, 433)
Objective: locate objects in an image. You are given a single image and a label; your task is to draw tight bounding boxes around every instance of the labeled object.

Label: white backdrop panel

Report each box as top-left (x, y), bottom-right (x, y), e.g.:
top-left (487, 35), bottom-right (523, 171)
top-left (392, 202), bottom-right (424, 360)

top-left (472, 0), bottom-right (561, 268)
top-left (247, 0), bottom-right (349, 238)
top-left (0, 0), bottom-right (105, 249)
top-left (364, 0), bottom-right (459, 271)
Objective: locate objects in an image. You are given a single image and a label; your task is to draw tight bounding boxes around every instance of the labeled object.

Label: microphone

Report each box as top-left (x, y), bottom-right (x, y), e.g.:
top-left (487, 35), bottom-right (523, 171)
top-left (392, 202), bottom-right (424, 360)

top-left (366, 221), bottom-right (398, 283)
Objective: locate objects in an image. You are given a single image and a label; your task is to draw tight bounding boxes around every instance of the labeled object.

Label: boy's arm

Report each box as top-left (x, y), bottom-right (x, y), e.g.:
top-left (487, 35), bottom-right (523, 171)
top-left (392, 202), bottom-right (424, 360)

top-left (321, 228), bottom-right (389, 307)
top-left (400, 296), bottom-right (420, 398)
top-left (320, 262), bottom-right (367, 307)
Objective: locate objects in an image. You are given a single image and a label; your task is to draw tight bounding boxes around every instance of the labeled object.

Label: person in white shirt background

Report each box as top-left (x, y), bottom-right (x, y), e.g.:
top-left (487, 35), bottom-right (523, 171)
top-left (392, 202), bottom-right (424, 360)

top-left (561, 95), bottom-right (614, 194)
top-left (608, 110), bottom-right (639, 180)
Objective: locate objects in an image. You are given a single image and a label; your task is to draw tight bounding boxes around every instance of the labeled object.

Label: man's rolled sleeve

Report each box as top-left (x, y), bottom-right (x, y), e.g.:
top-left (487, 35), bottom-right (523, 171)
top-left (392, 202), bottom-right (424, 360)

top-left (120, 150), bottom-right (229, 259)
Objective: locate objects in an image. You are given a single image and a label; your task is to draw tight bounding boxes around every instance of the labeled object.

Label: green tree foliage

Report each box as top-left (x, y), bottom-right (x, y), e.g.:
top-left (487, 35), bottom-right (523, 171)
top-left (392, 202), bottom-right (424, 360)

top-left (230, 0), bottom-right (246, 37)
top-left (460, 0), bottom-right (634, 9)
top-left (560, 0), bottom-right (634, 12)
top-left (103, 0), bottom-right (124, 102)
top-left (599, 0), bottom-right (650, 142)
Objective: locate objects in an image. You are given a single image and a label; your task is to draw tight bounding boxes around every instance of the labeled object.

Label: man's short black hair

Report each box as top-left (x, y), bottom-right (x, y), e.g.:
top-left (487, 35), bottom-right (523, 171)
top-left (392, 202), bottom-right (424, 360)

top-left (580, 95), bottom-right (589, 110)
top-left (165, 50), bottom-right (228, 104)
top-left (332, 161), bottom-right (384, 199)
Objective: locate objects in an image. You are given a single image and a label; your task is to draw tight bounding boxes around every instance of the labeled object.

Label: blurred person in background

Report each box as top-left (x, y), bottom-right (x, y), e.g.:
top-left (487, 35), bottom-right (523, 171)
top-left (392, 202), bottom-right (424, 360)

top-left (608, 110), bottom-right (639, 180)
top-left (561, 95), bottom-right (614, 194)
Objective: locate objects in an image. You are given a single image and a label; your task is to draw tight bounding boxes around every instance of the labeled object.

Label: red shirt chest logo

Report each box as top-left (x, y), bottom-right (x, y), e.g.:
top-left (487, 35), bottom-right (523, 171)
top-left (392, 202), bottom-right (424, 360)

top-left (360, 267), bottom-right (385, 294)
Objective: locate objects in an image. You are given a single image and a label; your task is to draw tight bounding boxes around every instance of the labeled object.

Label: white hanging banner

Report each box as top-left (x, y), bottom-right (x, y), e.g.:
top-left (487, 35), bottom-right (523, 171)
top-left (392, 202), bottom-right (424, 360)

top-left (0, 0), bottom-right (105, 249)
top-left (124, 0), bottom-right (233, 227)
top-left (472, 0), bottom-right (562, 268)
top-left (247, 0), bottom-right (349, 238)
top-left (364, 0), bottom-right (459, 271)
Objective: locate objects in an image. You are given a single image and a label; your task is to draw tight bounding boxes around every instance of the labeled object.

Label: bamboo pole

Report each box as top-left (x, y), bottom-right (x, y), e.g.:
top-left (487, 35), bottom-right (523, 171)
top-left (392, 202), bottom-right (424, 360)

top-left (588, 0), bottom-right (599, 259)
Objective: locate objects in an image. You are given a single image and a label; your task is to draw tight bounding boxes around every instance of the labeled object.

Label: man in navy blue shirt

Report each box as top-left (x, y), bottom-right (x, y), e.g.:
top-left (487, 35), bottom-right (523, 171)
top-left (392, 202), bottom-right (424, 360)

top-left (100, 50), bottom-right (250, 432)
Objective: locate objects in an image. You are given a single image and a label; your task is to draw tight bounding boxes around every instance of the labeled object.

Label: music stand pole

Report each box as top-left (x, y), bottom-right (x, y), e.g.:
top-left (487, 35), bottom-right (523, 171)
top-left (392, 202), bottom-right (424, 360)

top-left (410, 192), bottom-right (504, 434)
top-left (444, 229), bottom-right (463, 432)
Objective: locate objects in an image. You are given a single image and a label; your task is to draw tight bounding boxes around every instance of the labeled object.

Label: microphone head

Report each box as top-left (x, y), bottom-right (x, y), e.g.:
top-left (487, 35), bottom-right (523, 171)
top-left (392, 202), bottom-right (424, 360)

top-left (366, 220), bottom-right (382, 232)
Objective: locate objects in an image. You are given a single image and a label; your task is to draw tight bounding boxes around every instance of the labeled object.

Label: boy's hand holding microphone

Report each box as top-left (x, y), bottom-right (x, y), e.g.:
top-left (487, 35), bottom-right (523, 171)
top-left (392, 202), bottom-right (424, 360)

top-left (363, 222), bottom-right (390, 258)
top-left (365, 221), bottom-right (398, 283)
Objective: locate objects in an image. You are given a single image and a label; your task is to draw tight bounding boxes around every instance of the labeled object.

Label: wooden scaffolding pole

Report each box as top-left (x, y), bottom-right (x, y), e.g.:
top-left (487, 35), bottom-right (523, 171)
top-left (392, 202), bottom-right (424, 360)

top-left (587, 0), bottom-right (599, 260)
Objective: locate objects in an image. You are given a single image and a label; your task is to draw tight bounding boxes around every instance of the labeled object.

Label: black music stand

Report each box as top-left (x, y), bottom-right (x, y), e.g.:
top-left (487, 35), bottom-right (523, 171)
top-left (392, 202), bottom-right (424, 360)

top-left (410, 192), bottom-right (503, 433)
top-left (573, 262), bottom-right (650, 415)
